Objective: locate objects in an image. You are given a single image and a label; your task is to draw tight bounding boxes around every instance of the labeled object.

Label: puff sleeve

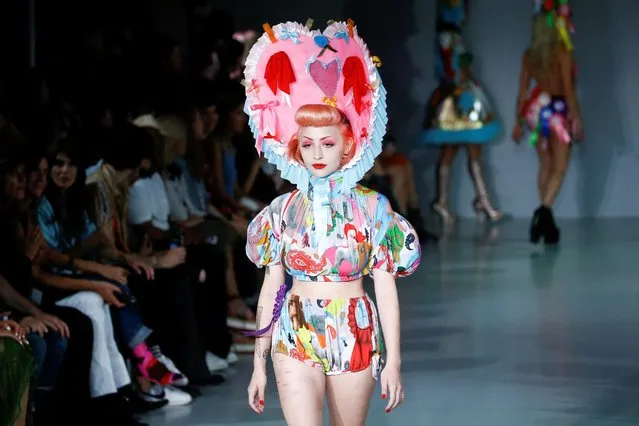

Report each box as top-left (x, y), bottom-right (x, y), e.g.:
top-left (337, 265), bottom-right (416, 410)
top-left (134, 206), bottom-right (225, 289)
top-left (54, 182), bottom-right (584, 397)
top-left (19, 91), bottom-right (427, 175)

top-left (369, 194), bottom-right (422, 277)
top-left (245, 193), bottom-right (288, 268)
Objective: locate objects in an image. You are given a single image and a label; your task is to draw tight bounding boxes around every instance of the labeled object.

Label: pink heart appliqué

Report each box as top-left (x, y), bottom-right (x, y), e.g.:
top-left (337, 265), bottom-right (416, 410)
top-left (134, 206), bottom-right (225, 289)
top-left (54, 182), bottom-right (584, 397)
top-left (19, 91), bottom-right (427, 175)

top-left (309, 60), bottom-right (339, 97)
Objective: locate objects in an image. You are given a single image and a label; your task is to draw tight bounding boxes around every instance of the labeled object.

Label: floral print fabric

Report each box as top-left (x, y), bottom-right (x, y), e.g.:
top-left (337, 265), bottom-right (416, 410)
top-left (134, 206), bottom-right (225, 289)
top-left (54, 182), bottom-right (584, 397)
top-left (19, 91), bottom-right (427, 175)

top-left (246, 185), bottom-right (421, 282)
top-left (272, 292), bottom-right (384, 379)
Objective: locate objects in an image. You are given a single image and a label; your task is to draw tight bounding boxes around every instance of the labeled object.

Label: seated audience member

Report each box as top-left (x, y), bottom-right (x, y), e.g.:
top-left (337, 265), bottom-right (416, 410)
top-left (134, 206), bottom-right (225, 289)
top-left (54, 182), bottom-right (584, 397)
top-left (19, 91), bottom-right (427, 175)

top-left (127, 133), bottom-right (244, 370)
top-left (35, 138), bottom-right (176, 385)
top-left (86, 124), bottom-right (223, 389)
top-left (206, 82), bottom-right (262, 217)
top-left (1, 150), bottom-right (67, 394)
top-left (185, 99), bottom-right (264, 312)
top-left (19, 141), bottom-right (161, 424)
top-left (0, 317), bottom-right (34, 426)
top-left (158, 113), bottom-right (257, 334)
top-left (0, 152), bottom-right (112, 424)
top-left (27, 148), bottom-right (169, 421)
top-left (0, 150), bottom-right (96, 424)
top-left (186, 96), bottom-right (249, 238)
top-left (85, 126), bottom-right (195, 411)
top-left (0, 273), bottom-right (74, 425)
top-left (158, 114), bottom-right (255, 315)
top-left (0, 274), bottom-right (68, 424)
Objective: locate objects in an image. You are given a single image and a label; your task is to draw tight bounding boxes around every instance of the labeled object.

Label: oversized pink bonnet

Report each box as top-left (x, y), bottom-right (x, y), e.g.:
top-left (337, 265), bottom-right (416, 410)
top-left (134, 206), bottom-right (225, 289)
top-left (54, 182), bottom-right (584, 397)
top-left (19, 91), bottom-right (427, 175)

top-left (242, 19), bottom-right (388, 194)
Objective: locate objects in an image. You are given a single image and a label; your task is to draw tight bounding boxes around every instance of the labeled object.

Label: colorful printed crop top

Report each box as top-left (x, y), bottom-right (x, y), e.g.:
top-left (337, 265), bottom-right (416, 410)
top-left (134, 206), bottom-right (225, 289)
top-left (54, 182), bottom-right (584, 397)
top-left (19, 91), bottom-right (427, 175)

top-left (246, 183), bottom-right (421, 282)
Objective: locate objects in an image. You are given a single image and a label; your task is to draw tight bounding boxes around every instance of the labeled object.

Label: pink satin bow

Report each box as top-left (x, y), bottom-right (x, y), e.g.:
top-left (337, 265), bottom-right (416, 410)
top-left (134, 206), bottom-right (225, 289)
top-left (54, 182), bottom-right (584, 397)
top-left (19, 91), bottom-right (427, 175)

top-left (251, 100), bottom-right (280, 152)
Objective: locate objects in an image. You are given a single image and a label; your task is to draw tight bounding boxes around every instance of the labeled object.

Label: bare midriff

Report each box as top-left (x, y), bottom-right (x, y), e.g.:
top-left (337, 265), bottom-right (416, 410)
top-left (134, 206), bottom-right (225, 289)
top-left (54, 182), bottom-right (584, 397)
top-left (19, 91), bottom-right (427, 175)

top-left (291, 277), bottom-right (366, 299)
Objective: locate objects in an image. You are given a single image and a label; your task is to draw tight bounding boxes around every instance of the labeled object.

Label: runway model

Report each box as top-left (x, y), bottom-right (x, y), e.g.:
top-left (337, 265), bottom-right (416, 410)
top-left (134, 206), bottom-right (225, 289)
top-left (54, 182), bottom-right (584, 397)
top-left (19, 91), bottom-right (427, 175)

top-left (511, 0), bottom-right (583, 244)
top-left (421, 0), bottom-right (503, 224)
top-left (241, 20), bottom-right (422, 425)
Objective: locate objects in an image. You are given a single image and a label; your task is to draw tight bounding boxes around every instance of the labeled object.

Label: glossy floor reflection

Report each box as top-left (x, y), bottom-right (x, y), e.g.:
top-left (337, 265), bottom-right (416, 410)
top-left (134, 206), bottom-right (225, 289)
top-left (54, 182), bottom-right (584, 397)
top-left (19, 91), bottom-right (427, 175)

top-left (146, 218), bottom-right (639, 425)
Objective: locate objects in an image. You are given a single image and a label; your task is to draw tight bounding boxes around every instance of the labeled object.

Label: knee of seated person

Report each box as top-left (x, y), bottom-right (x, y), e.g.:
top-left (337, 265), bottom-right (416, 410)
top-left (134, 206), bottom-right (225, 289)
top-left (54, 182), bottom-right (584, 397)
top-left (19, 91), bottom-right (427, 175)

top-left (51, 331), bottom-right (69, 353)
top-left (71, 291), bottom-right (110, 316)
top-left (27, 333), bottom-right (47, 359)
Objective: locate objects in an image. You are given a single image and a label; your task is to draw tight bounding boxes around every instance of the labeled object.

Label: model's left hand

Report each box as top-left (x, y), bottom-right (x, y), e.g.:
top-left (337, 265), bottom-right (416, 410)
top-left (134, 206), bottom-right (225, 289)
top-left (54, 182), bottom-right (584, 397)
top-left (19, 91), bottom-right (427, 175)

top-left (380, 363), bottom-right (404, 413)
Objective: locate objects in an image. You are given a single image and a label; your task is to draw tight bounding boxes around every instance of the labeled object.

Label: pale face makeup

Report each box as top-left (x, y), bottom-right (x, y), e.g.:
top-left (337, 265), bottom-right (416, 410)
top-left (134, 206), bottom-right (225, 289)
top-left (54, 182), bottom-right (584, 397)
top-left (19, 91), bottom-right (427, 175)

top-left (298, 125), bottom-right (346, 178)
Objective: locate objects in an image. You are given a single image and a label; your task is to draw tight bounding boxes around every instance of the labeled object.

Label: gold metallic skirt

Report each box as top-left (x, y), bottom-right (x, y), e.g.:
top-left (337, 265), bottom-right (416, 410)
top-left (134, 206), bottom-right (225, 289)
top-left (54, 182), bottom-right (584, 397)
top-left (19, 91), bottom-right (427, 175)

top-left (421, 82), bottom-right (500, 145)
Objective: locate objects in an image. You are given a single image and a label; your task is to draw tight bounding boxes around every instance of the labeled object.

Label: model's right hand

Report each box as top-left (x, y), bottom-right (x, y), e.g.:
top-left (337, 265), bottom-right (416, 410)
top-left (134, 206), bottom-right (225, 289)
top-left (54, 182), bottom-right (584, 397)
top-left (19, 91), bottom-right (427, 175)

top-left (247, 367), bottom-right (267, 414)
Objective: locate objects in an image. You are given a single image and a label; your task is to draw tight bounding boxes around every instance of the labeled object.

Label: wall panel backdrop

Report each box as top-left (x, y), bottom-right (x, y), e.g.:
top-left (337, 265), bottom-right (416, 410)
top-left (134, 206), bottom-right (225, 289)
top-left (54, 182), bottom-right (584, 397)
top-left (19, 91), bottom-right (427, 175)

top-left (209, 0), bottom-right (639, 218)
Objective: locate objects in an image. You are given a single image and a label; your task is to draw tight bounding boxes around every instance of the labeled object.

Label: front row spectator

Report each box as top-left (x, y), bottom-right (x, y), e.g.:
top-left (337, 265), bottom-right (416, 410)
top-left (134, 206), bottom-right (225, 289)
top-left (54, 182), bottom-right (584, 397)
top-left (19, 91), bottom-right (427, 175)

top-left (0, 316), bottom-right (34, 426)
top-left (127, 125), bottom-right (241, 372)
top-left (86, 124), bottom-right (225, 388)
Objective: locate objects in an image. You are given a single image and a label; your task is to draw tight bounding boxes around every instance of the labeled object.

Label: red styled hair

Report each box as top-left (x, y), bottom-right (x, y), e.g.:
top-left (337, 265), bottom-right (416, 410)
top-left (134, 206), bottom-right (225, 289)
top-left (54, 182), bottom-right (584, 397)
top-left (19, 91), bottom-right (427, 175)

top-left (287, 104), bottom-right (356, 167)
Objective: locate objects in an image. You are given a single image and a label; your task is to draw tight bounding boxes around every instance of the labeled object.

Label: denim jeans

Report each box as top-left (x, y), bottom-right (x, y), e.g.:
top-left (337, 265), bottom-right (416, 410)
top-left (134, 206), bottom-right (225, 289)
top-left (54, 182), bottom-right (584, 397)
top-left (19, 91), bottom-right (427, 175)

top-left (75, 274), bottom-right (152, 349)
top-left (111, 283), bottom-right (152, 349)
top-left (27, 331), bottom-right (68, 389)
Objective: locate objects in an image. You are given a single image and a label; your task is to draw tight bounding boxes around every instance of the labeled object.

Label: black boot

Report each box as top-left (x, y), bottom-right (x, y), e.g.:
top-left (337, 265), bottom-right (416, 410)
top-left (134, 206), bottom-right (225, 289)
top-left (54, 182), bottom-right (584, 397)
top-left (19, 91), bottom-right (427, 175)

top-left (543, 207), bottom-right (560, 244)
top-left (530, 206), bottom-right (560, 245)
top-left (529, 206), bottom-right (545, 244)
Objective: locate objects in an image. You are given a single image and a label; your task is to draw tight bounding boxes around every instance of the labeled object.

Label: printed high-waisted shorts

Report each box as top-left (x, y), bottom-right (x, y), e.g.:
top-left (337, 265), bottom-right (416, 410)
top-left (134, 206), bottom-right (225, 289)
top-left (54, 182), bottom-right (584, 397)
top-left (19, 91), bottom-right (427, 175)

top-left (271, 292), bottom-right (384, 379)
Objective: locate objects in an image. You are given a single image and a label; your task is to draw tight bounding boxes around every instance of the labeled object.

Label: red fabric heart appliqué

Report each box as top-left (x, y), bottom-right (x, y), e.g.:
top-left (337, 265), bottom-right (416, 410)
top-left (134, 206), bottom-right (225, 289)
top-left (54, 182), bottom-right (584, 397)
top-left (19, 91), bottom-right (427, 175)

top-left (309, 60), bottom-right (339, 98)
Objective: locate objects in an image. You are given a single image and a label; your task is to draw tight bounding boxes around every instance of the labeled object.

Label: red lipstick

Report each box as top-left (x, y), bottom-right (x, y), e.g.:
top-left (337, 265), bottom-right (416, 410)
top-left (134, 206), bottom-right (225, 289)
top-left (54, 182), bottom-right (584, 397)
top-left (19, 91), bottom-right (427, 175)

top-left (312, 163), bottom-right (326, 170)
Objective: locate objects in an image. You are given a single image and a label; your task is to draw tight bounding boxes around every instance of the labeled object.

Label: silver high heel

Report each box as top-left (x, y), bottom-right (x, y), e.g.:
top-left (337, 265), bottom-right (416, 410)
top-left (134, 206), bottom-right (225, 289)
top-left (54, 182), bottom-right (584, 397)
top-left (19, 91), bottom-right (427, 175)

top-left (469, 160), bottom-right (504, 223)
top-left (432, 164), bottom-right (457, 224)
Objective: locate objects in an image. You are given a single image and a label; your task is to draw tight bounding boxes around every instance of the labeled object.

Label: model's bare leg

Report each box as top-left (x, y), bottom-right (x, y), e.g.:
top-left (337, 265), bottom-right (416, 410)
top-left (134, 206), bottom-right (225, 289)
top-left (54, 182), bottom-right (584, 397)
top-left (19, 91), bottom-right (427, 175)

top-left (542, 134), bottom-right (571, 207)
top-left (433, 145), bottom-right (459, 223)
top-left (530, 134), bottom-right (568, 244)
top-left (326, 368), bottom-right (376, 426)
top-left (466, 144), bottom-right (503, 222)
top-left (273, 354), bottom-right (325, 426)
top-left (536, 140), bottom-right (553, 203)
